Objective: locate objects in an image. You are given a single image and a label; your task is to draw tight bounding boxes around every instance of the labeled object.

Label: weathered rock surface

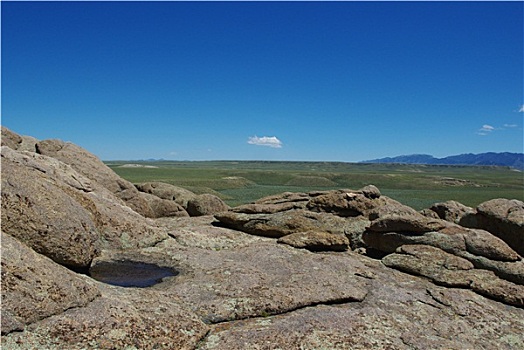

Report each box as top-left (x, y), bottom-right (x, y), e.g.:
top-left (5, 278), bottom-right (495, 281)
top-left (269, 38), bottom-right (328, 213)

top-left (1, 147), bottom-right (101, 267)
top-left (216, 209), bottom-right (357, 238)
top-left (427, 200), bottom-right (476, 224)
top-left (35, 138), bottom-right (156, 217)
top-left (136, 181), bottom-right (197, 208)
top-left (18, 135), bottom-right (39, 152)
top-left (2, 281), bottom-right (208, 350)
top-left (156, 215), bottom-right (271, 250)
top-left (198, 256), bottom-right (524, 350)
top-left (382, 244), bottom-right (524, 306)
top-left (1, 126), bottom-right (23, 149)
top-left (277, 231), bottom-right (350, 252)
top-left (364, 226), bottom-right (520, 262)
top-left (1, 145), bottom-right (168, 267)
top-left (186, 193), bottom-right (230, 216)
top-left (367, 213), bottom-right (452, 233)
top-left (463, 198), bottom-right (524, 256)
top-left (1, 232), bottom-right (100, 334)
top-left (140, 191), bottom-right (189, 218)
top-left (4, 213), bottom-right (524, 349)
top-left (89, 241), bottom-right (369, 324)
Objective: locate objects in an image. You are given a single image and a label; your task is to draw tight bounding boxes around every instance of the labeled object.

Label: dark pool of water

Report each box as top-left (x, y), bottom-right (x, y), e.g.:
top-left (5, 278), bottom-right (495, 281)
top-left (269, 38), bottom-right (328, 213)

top-left (89, 261), bottom-right (178, 288)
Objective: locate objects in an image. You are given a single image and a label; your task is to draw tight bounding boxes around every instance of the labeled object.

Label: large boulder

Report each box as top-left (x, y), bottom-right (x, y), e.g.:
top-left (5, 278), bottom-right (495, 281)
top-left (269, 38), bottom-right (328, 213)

top-left (215, 209), bottom-right (358, 239)
top-left (18, 134), bottom-right (39, 152)
top-left (367, 213), bottom-right (452, 234)
top-left (363, 226), bottom-right (520, 263)
top-left (1, 147), bottom-right (101, 268)
top-left (35, 138), bottom-right (155, 217)
top-left (428, 200), bottom-right (476, 224)
top-left (1, 126), bottom-right (22, 149)
top-left (186, 193), bottom-right (230, 216)
top-left (140, 192), bottom-right (189, 218)
top-left (1, 232), bottom-right (100, 334)
top-left (306, 189), bottom-right (379, 217)
top-left (463, 199), bottom-right (524, 256)
top-left (135, 182), bottom-right (197, 208)
top-left (1, 146), bottom-right (168, 267)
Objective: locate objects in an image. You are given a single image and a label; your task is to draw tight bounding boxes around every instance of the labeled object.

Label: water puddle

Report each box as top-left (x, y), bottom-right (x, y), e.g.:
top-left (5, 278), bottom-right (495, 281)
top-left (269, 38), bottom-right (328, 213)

top-left (89, 261), bottom-right (178, 288)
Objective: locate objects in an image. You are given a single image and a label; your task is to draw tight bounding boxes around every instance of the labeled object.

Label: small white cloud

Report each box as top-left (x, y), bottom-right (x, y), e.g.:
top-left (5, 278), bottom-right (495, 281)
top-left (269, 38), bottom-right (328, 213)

top-left (169, 151), bottom-right (178, 156)
top-left (519, 104), bottom-right (524, 112)
top-left (503, 124), bottom-right (518, 128)
top-left (476, 124), bottom-right (495, 136)
top-left (247, 136), bottom-right (283, 148)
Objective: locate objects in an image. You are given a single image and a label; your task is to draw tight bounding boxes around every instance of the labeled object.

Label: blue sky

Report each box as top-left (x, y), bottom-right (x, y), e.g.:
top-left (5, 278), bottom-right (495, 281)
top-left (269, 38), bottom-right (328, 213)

top-left (2, 1), bottom-right (523, 161)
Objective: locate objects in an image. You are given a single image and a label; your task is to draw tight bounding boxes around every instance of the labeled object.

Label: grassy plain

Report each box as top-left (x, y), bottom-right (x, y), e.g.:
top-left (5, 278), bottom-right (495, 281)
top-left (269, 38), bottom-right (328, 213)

top-left (106, 161), bottom-right (524, 210)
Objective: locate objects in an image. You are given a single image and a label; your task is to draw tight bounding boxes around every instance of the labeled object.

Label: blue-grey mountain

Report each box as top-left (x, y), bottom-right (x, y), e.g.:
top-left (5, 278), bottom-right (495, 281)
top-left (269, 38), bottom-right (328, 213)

top-left (363, 152), bottom-right (523, 170)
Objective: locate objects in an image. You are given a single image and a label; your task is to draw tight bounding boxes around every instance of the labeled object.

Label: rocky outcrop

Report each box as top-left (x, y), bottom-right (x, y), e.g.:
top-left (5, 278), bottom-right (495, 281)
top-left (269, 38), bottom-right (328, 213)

top-left (216, 209), bottom-right (361, 239)
top-left (382, 245), bottom-right (524, 307)
top-left (367, 213), bottom-right (452, 233)
top-left (1, 232), bottom-right (100, 334)
top-left (277, 231), bottom-right (350, 251)
top-left (362, 207), bottom-right (524, 305)
top-left (136, 182), bottom-right (197, 208)
top-left (1, 147), bottom-right (101, 268)
top-left (1, 126), bottom-right (23, 149)
top-left (364, 220), bottom-right (520, 262)
top-left (186, 193), bottom-right (229, 216)
top-left (35, 138), bottom-right (158, 218)
top-left (1, 143), bottom-right (168, 269)
top-left (427, 200), bottom-right (476, 224)
top-left (140, 192), bottom-right (189, 218)
top-left (3, 128), bottom-right (524, 349)
top-left (135, 182), bottom-right (228, 217)
top-left (464, 199), bottom-right (524, 256)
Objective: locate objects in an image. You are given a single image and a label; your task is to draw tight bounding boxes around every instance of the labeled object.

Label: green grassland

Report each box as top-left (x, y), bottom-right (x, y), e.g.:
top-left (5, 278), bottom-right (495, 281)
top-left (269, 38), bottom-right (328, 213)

top-left (106, 161), bottom-right (524, 210)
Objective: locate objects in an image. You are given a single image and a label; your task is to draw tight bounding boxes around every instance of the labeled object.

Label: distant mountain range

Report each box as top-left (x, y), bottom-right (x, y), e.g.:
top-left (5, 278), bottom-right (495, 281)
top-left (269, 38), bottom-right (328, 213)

top-left (362, 152), bottom-right (524, 170)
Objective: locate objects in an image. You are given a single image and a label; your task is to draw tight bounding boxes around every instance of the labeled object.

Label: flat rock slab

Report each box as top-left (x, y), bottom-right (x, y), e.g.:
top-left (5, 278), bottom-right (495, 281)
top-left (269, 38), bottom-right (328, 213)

top-left (92, 240), bottom-right (370, 324)
top-left (155, 215), bottom-right (272, 250)
top-left (382, 245), bottom-right (524, 307)
top-left (199, 259), bottom-right (524, 350)
top-left (215, 209), bottom-right (364, 238)
top-left (277, 231), bottom-right (350, 252)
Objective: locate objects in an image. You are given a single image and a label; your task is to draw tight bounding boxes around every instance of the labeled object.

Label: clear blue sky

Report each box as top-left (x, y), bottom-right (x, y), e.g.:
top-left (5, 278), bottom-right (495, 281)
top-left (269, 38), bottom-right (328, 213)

top-left (2, 1), bottom-right (523, 161)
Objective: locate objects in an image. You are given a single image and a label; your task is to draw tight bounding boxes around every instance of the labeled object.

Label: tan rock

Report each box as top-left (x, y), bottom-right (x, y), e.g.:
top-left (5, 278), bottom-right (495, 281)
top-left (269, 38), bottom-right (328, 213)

top-left (382, 244), bottom-right (524, 307)
top-left (277, 231), bottom-right (350, 252)
top-left (429, 200), bottom-right (476, 224)
top-left (1, 126), bottom-right (22, 149)
top-left (1, 148), bottom-right (101, 268)
top-left (468, 198), bottom-right (524, 256)
top-left (215, 209), bottom-right (358, 238)
top-left (186, 193), bottom-right (229, 216)
top-left (1, 232), bottom-right (100, 334)
top-left (135, 182), bottom-right (196, 208)
top-left (36, 139), bottom-right (155, 217)
top-left (140, 191), bottom-right (189, 218)
top-left (367, 214), bottom-right (451, 233)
